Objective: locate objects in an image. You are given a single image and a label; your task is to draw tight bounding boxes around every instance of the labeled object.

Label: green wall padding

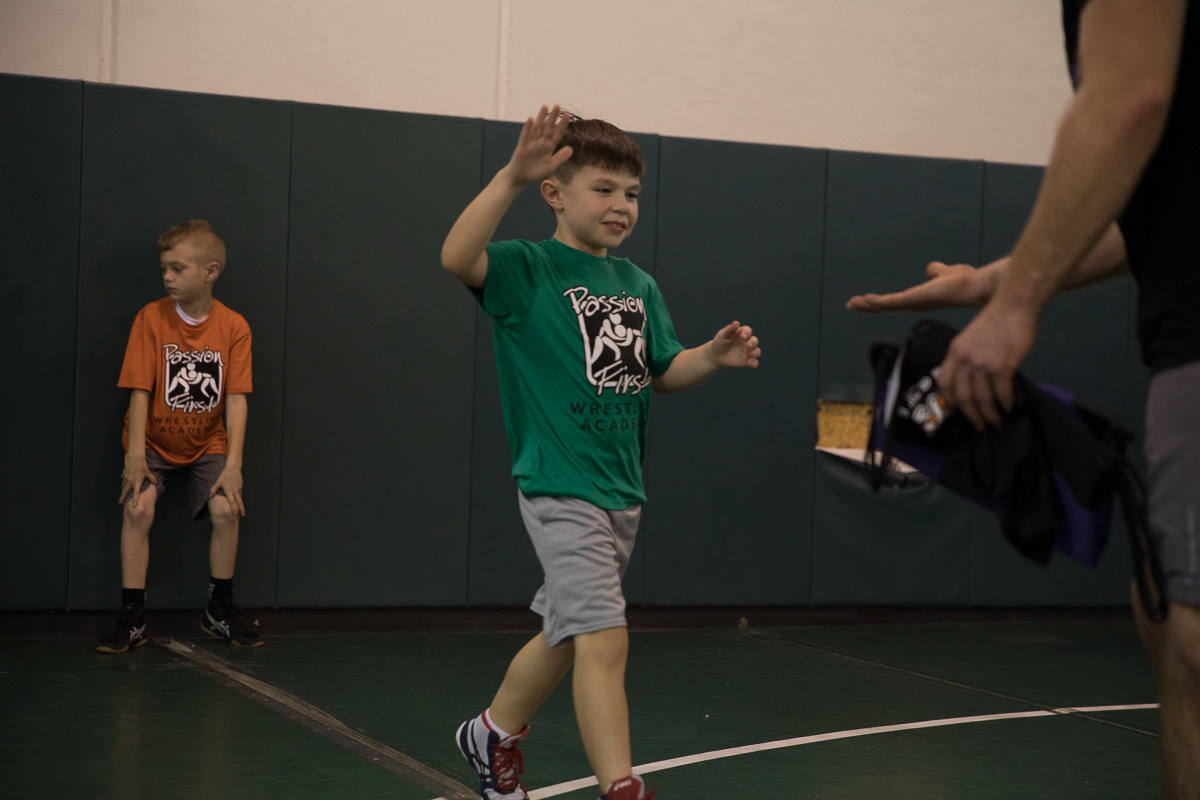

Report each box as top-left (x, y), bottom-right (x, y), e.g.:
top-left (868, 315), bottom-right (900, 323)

top-left (0, 75), bottom-right (82, 609)
top-left (820, 150), bottom-right (983, 402)
top-left (812, 150), bottom-right (982, 604)
top-left (2, 74), bottom-right (1149, 611)
top-left (812, 452), bottom-right (971, 605)
top-left (278, 104), bottom-right (479, 606)
top-left (642, 136), bottom-right (826, 605)
top-left (966, 162), bottom-right (1140, 605)
top-left (68, 84), bottom-right (292, 611)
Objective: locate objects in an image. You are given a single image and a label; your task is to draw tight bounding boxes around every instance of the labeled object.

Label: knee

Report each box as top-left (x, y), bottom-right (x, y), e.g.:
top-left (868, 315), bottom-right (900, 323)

top-left (208, 494), bottom-right (239, 530)
top-left (123, 495), bottom-right (155, 527)
top-left (574, 627), bottom-right (628, 670)
top-left (1144, 600), bottom-right (1200, 677)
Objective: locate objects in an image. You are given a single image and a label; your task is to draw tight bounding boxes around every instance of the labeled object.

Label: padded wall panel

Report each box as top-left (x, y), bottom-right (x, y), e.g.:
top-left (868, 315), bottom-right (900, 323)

top-left (0, 75), bottom-right (82, 609)
top-left (813, 151), bottom-right (982, 604)
top-left (280, 105), bottom-right (479, 606)
top-left (820, 150), bottom-right (982, 401)
top-left (69, 85), bottom-right (290, 610)
top-left (812, 452), bottom-right (971, 605)
top-left (642, 137), bottom-right (826, 605)
top-left (466, 120), bottom-right (660, 605)
top-left (968, 162), bottom-right (1138, 605)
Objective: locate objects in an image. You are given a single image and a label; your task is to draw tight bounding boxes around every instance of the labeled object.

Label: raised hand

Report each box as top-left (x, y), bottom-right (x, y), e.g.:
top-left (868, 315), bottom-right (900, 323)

top-left (845, 261), bottom-right (995, 313)
top-left (710, 321), bottom-right (761, 369)
top-left (506, 104), bottom-right (575, 186)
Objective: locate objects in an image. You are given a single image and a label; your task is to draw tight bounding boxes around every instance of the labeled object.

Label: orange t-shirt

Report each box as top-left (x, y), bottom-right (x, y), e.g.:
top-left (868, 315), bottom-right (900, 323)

top-left (119, 297), bottom-right (253, 465)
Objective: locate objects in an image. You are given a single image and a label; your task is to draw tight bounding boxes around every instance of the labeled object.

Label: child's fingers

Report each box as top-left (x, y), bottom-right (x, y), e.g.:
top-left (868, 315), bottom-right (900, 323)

top-left (228, 488), bottom-right (246, 517)
top-left (550, 146), bottom-right (574, 169)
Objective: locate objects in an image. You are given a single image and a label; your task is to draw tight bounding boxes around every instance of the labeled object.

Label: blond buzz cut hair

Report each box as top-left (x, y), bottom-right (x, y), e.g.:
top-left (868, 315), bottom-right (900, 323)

top-left (158, 219), bottom-right (226, 269)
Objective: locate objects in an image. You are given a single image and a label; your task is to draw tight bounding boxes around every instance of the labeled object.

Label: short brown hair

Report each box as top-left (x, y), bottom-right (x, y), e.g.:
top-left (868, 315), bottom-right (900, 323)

top-left (158, 219), bottom-right (226, 268)
top-left (553, 117), bottom-right (644, 182)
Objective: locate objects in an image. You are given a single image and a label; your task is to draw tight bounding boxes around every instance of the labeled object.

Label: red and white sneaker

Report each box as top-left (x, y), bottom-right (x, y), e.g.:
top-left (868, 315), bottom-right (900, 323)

top-left (600, 774), bottom-right (655, 800)
top-left (455, 713), bottom-right (529, 799)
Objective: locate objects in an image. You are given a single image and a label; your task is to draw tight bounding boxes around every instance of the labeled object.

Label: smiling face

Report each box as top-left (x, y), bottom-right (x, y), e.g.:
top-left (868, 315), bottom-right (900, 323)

top-left (160, 235), bottom-right (218, 305)
top-left (544, 164), bottom-right (641, 257)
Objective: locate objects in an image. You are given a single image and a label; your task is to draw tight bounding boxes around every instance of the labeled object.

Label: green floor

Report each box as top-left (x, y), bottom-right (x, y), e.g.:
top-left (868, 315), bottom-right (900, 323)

top-left (0, 617), bottom-right (1161, 799)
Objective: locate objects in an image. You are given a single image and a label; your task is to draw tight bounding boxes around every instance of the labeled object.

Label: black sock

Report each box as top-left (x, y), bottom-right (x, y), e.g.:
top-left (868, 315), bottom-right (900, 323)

top-left (208, 577), bottom-right (233, 604)
top-left (122, 588), bottom-right (146, 608)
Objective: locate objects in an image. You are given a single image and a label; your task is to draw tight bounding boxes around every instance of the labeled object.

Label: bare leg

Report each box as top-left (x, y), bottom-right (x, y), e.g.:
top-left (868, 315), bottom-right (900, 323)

top-left (120, 484), bottom-right (159, 588)
top-left (1132, 582), bottom-right (1200, 799)
top-left (208, 493), bottom-right (239, 581)
top-left (489, 632), bottom-right (575, 734)
top-left (573, 626), bottom-right (631, 789)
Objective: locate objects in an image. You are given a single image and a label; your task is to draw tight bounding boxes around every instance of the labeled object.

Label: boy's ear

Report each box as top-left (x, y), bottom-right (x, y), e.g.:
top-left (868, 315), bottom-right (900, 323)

top-left (540, 178), bottom-right (564, 212)
top-left (205, 261), bottom-right (222, 281)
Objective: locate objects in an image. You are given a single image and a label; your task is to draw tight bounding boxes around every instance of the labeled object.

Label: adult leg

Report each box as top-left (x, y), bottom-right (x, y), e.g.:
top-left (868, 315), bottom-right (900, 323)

top-left (573, 625), bottom-right (631, 789)
top-left (1139, 361), bottom-right (1200, 799)
top-left (1133, 588), bottom-right (1200, 800)
top-left (120, 484), bottom-right (159, 588)
top-left (489, 632), bottom-right (576, 734)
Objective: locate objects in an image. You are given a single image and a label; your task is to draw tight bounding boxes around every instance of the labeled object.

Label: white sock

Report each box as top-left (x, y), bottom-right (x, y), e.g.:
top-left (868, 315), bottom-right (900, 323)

top-left (483, 708), bottom-right (515, 740)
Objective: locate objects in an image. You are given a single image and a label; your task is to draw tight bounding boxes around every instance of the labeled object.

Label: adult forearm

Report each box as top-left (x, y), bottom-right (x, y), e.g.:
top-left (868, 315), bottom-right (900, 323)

top-left (997, 102), bottom-right (1163, 312)
top-left (994, 0), bottom-right (1181, 312)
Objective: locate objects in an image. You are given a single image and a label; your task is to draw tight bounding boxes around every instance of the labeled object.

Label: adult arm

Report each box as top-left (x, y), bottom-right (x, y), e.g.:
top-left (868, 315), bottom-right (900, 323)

top-left (942, 0), bottom-right (1186, 429)
top-left (844, 221), bottom-right (1131, 313)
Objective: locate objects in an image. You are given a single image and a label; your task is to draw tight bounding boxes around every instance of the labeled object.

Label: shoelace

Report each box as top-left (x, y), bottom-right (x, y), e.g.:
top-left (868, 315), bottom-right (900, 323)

top-left (489, 741), bottom-right (524, 791)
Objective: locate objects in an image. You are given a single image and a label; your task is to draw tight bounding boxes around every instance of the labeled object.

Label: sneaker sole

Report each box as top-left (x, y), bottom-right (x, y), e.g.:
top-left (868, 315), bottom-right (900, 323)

top-left (455, 720), bottom-right (469, 760)
top-left (95, 636), bottom-right (148, 655)
top-left (201, 622), bottom-right (265, 647)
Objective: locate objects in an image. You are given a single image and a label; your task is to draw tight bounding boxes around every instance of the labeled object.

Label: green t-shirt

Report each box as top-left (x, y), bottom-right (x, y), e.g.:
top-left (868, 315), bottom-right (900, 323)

top-left (476, 238), bottom-right (683, 509)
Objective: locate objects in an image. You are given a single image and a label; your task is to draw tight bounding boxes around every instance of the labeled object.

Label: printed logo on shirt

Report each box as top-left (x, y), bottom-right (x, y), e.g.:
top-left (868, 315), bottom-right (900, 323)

top-left (563, 286), bottom-right (651, 396)
top-left (162, 344), bottom-right (224, 413)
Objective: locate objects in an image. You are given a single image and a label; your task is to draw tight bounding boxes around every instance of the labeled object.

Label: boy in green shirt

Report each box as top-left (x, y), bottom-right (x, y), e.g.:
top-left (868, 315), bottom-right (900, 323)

top-left (442, 105), bottom-right (761, 800)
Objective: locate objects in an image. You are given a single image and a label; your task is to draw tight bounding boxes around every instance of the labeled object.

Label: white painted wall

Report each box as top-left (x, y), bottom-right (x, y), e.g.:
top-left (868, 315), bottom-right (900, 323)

top-left (0, 0), bottom-right (1073, 165)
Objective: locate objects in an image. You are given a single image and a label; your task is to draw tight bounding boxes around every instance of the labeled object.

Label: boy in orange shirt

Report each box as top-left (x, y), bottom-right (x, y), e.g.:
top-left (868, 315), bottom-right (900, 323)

top-left (97, 220), bottom-right (261, 652)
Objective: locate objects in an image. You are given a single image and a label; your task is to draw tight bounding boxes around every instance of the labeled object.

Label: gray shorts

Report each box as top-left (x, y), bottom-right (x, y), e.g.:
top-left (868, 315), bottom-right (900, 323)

top-left (518, 491), bottom-right (642, 647)
top-left (130, 449), bottom-right (227, 521)
top-left (1145, 360), bottom-right (1200, 605)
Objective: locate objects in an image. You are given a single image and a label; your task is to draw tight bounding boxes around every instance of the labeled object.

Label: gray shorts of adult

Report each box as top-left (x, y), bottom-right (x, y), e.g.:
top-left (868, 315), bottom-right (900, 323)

top-left (518, 490), bottom-right (642, 647)
top-left (130, 449), bottom-right (228, 521)
top-left (1145, 359), bottom-right (1200, 605)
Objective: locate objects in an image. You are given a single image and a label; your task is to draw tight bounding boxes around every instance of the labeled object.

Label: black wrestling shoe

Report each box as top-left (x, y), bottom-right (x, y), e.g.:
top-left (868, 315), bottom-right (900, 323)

top-left (201, 599), bottom-right (264, 647)
top-left (96, 604), bottom-right (148, 654)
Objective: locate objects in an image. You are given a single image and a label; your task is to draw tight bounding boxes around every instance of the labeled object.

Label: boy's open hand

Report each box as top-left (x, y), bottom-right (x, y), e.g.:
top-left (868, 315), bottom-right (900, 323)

top-left (210, 466), bottom-right (246, 517)
top-left (506, 105), bottom-right (575, 186)
top-left (710, 321), bottom-right (761, 369)
top-left (120, 454), bottom-right (157, 507)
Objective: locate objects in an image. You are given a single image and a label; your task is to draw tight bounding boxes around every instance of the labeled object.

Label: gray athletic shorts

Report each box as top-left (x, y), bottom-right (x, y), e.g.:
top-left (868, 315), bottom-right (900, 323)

top-left (518, 490), bottom-right (642, 647)
top-left (129, 449), bottom-right (227, 521)
top-left (1145, 359), bottom-right (1200, 605)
